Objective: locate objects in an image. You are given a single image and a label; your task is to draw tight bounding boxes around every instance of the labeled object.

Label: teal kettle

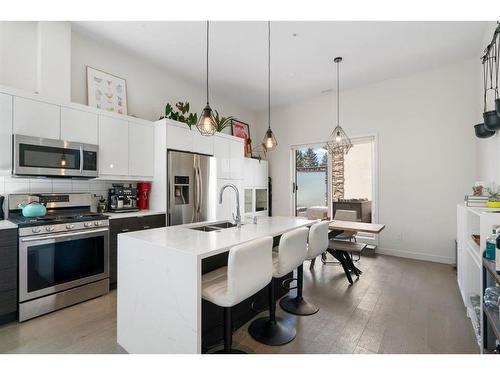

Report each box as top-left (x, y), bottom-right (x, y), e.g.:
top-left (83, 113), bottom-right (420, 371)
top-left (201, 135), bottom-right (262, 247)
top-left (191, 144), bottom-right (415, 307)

top-left (18, 202), bottom-right (47, 218)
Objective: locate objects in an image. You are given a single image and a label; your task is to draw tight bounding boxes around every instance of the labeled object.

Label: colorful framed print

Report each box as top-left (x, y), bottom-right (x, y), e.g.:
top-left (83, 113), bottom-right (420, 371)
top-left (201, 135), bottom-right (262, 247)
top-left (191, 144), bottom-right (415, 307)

top-left (86, 66), bottom-right (128, 115)
top-left (231, 120), bottom-right (252, 158)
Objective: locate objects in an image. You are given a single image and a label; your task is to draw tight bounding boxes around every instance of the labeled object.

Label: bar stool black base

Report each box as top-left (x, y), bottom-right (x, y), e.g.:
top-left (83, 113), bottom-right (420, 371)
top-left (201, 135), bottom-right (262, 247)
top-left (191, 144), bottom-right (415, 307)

top-left (248, 317), bottom-right (296, 346)
top-left (279, 296), bottom-right (319, 316)
top-left (212, 348), bottom-right (247, 354)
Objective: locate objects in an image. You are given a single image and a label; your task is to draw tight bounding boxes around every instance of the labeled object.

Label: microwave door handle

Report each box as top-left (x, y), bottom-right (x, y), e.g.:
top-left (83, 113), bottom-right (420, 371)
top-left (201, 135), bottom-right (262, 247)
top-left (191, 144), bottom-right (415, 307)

top-left (79, 145), bottom-right (84, 174)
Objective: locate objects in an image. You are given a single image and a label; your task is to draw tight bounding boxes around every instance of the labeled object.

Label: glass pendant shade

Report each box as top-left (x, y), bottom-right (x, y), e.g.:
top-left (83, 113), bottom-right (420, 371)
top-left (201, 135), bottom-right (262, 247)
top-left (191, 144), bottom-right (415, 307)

top-left (326, 124), bottom-right (352, 154)
top-left (263, 128), bottom-right (277, 151)
top-left (197, 104), bottom-right (216, 136)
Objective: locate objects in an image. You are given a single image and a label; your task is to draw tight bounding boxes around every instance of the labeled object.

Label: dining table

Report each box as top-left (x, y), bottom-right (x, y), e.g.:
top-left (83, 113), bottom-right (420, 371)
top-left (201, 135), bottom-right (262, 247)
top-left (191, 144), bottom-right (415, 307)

top-left (326, 220), bottom-right (386, 284)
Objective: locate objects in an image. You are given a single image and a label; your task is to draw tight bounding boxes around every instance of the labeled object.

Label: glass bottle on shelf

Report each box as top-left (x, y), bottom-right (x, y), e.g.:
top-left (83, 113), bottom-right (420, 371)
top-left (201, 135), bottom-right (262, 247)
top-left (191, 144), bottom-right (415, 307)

top-left (485, 225), bottom-right (498, 260)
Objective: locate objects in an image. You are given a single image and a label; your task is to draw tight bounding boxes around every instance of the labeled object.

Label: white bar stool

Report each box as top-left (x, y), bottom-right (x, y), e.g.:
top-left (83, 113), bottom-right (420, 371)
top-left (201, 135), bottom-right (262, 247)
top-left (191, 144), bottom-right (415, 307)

top-left (248, 227), bottom-right (309, 346)
top-left (280, 221), bottom-right (329, 315)
top-left (202, 236), bottom-right (274, 354)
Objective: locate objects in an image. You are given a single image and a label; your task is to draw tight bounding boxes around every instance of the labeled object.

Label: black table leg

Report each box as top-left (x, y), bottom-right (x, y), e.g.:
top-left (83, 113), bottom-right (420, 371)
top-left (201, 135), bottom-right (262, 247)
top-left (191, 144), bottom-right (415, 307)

top-left (342, 251), bottom-right (361, 276)
top-left (328, 249), bottom-right (353, 284)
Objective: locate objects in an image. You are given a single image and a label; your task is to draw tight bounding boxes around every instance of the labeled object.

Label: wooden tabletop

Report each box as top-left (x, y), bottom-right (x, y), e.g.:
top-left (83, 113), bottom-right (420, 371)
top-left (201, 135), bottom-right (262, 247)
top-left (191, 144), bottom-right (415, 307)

top-left (329, 220), bottom-right (386, 234)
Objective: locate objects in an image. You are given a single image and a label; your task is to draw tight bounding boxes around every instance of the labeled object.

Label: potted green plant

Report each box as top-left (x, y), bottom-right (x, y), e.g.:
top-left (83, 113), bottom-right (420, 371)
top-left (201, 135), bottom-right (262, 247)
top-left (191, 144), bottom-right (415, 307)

top-left (159, 101), bottom-right (198, 129)
top-left (211, 110), bottom-right (234, 132)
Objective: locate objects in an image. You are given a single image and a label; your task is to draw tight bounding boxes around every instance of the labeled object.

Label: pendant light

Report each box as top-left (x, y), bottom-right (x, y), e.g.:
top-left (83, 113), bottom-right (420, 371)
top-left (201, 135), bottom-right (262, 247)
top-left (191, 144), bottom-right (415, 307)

top-left (263, 21), bottom-right (277, 151)
top-left (326, 57), bottom-right (352, 154)
top-left (197, 21), bottom-right (216, 136)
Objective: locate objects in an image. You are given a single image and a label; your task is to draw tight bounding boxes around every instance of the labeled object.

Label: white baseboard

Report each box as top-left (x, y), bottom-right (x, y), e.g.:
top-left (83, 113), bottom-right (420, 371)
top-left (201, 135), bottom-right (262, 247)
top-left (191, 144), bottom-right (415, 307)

top-left (376, 247), bottom-right (455, 265)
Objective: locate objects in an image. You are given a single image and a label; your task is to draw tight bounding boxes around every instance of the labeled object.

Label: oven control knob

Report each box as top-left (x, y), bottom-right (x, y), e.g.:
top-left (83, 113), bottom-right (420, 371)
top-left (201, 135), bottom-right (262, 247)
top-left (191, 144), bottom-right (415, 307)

top-left (46, 226), bottom-right (55, 232)
top-left (32, 227), bottom-right (42, 233)
top-left (84, 222), bottom-right (92, 228)
top-left (94, 221), bottom-right (100, 227)
top-left (66, 224), bottom-right (75, 230)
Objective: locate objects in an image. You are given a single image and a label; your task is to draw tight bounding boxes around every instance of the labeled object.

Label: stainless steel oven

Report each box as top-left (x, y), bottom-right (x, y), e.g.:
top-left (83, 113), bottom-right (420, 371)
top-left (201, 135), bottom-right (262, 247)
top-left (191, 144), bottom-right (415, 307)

top-left (19, 227), bottom-right (109, 303)
top-left (13, 134), bottom-right (98, 178)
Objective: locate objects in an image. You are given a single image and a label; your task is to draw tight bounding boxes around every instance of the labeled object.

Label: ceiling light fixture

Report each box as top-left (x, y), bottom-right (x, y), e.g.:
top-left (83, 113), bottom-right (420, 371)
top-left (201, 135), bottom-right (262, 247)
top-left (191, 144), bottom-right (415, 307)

top-left (263, 21), bottom-right (277, 151)
top-left (326, 57), bottom-right (352, 154)
top-left (197, 21), bottom-right (216, 136)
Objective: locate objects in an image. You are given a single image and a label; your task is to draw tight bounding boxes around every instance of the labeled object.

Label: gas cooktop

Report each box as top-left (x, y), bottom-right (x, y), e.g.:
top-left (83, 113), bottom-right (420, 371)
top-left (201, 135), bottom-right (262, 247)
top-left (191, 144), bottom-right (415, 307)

top-left (8, 211), bottom-right (108, 227)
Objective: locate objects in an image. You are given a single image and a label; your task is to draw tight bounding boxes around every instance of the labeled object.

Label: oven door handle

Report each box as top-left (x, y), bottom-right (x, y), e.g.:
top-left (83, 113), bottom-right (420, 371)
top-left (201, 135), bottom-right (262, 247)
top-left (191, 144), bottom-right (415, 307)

top-left (20, 228), bottom-right (108, 242)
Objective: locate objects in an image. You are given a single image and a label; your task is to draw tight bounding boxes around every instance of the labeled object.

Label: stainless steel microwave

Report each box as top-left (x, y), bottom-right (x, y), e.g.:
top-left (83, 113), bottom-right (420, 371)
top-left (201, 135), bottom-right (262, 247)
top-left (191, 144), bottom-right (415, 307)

top-left (13, 134), bottom-right (99, 178)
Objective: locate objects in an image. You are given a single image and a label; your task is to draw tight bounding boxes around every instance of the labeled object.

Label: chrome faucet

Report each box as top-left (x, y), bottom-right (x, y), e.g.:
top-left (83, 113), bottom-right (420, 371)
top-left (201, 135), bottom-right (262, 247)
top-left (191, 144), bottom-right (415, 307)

top-left (218, 183), bottom-right (241, 228)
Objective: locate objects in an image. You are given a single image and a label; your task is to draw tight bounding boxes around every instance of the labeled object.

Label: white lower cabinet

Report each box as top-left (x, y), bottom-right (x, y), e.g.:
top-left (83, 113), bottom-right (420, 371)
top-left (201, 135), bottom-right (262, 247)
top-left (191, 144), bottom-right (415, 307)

top-left (99, 116), bottom-right (129, 176)
top-left (61, 107), bottom-right (98, 144)
top-left (0, 93), bottom-right (13, 174)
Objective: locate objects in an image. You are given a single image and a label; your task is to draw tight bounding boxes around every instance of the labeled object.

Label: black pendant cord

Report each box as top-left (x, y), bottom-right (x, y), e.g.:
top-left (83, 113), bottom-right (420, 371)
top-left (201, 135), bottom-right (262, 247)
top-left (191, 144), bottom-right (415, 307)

top-left (336, 60), bottom-right (340, 127)
top-left (268, 20), bottom-right (271, 132)
top-left (483, 58), bottom-right (488, 112)
top-left (206, 21), bottom-right (210, 105)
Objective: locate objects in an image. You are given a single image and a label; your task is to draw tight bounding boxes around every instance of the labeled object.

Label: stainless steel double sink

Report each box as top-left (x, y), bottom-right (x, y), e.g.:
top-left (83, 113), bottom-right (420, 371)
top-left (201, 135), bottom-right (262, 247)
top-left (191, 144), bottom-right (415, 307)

top-left (190, 221), bottom-right (241, 232)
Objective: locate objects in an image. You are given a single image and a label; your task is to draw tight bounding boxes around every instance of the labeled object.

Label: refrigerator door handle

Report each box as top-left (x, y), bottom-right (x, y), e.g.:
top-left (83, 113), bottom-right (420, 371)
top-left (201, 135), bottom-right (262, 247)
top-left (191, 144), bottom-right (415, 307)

top-left (197, 163), bottom-right (203, 214)
top-left (192, 156), bottom-right (197, 222)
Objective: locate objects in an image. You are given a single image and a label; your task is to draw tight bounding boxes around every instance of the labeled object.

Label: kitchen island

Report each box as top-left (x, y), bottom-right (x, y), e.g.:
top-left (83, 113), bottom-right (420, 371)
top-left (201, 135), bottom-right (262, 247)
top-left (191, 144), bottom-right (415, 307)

top-left (116, 216), bottom-right (315, 354)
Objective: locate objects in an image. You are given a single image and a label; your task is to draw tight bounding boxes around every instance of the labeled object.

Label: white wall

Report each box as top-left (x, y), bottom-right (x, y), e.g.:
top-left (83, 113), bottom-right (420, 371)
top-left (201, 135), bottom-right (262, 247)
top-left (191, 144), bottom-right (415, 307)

top-left (475, 22), bottom-right (500, 186)
top-left (256, 59), bottom-right (479, 264)
top-left (0, 22), bottom-right (38, 92)
top-left (71, 31), bottom-right (257, 126)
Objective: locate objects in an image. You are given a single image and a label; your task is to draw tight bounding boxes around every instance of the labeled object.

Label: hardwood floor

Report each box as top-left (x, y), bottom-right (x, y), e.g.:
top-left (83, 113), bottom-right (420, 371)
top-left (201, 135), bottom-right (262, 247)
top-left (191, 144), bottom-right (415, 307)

top-left (0, 254), bottom-right (478, 354)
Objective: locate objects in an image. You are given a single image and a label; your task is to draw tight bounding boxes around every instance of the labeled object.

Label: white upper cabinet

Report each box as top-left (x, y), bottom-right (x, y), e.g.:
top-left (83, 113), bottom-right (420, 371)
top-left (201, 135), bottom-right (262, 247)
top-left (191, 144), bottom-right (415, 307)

top-left (129, 121), bottom-right (154, 178)
top-left (214, 135), bottom-right (231, 179)
top-left (166, 122), bottom-right (193, 152)
top-left (229, 139), bottom-right (244, 180)
top-left (60, 107), bottom-right (98, 144)
top-left (13, 97), bottom-right (60, 139)
top-left (0, 93), bottom-right (13, 173)
top-left (255, 160), bottom-right (268, 187)
top-left (98, 116), bottom-right (129, 176)
top-left (192, 129), bottom-right (214, 155)
top-left (243, 158), bottom-right (268, 188)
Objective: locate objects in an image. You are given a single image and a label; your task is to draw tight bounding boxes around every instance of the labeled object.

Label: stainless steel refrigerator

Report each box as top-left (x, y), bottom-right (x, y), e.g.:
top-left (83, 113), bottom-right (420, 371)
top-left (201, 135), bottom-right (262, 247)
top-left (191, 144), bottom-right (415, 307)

top-left (167, 150), bottom-right (217, 226)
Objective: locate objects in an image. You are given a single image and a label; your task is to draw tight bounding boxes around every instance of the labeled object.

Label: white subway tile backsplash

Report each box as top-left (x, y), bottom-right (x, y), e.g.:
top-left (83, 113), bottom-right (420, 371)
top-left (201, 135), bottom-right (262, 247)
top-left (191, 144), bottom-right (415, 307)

top-left (29, 178), bottom-right (53, 193)
top-left (4, 177), bottom-right (30, 194)
top-left (52, 180), bottom-right (73, 193)
top-left (71, 180), bottom-right (90, 192)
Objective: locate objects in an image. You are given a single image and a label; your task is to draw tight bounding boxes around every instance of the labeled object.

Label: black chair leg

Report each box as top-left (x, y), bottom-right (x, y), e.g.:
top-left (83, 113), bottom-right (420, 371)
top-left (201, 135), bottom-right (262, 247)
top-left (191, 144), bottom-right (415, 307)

top-left (280, 265), bottom-right (319, 316)
top-left (212, 307), bottom-right (246, 354)
top-left (248, 280), bottom-right (296, 346)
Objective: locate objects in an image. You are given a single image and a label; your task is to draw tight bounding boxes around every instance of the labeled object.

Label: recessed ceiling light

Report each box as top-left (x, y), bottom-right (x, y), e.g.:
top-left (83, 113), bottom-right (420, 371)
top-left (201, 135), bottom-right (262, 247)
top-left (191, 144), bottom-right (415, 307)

top-left (292, 33), bottom-right (298, 37)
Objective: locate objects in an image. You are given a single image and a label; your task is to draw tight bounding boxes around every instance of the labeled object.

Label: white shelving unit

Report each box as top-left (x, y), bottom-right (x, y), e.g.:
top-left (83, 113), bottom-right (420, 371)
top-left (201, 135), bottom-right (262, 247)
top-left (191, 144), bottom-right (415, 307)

top-left (456, 204), bottom-right (500, 353)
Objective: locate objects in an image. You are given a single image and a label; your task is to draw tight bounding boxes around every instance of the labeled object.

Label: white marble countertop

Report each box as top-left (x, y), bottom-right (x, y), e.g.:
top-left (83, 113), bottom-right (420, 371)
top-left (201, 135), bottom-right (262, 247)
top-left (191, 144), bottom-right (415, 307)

top-left (119, 216), bottom-right (316, 259)
top-left (104, 209), bottom-right (166, 220)
top-left (0, 220), bottom-right (17, 230)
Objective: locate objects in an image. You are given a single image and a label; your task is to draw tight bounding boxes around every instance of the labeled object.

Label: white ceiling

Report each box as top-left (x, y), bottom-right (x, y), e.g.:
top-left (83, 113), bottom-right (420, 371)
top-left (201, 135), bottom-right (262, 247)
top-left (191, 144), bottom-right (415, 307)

top-left (72, 21), bottom-right (487, 111)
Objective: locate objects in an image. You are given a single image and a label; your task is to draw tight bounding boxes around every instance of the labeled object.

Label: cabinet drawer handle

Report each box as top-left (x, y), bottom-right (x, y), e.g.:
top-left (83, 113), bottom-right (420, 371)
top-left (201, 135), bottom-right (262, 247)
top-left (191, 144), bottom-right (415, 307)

top-left (143, 226), bottom-right (151, 229)
top-left (121, 229), bottom-right (130, 232)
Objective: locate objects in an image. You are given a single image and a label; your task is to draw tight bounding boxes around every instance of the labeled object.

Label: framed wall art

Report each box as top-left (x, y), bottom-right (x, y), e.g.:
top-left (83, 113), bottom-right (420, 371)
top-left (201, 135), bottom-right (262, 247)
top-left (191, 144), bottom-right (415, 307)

top-left (231, 119), bottom-right (252, 157)
top-left (86, 66), bottom-right (128, 115)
